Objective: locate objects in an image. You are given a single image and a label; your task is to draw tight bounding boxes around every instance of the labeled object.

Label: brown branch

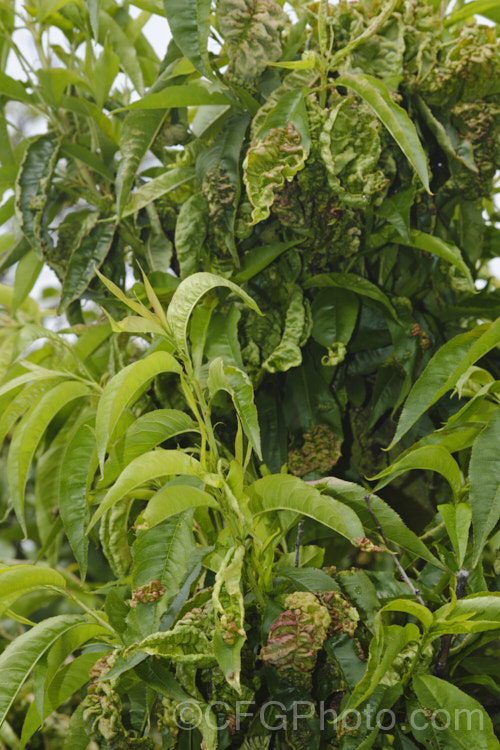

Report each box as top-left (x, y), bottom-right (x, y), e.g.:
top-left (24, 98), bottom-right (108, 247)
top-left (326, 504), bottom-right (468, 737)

top-left (364, 494), bottom-right (426, 607)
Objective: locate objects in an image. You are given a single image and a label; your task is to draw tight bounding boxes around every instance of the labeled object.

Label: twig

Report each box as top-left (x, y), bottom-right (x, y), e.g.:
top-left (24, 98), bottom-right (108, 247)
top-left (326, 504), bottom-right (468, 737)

top-left (364, 494), bottom-right (426, 607)
top-left (294, 519), bottom-right (305, 568)
top-left (435, 568), bottom-right (470, 677)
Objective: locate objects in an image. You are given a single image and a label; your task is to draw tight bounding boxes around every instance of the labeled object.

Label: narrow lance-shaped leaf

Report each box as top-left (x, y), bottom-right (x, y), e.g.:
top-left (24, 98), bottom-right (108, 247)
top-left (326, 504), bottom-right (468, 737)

top-left (88, 449), bottom-right (206, 530)
top-left (412, 675), bottom-right (498, 750)
top-left (390, 319), bottom-right (500, 447)
top-left (469, 409), bottom-right (500, 567)
top-left (95, 351), bottom-right (182, 472)
top-left (322, 477), bottom-right (446, 569)
top-left (304, 272), bottom-right (398, 320)
top-left (336, 74), bottom-right (431, 193)
top-left (58, 409), bottom-right (99, 579)
top-left (397, 230), bottom-right (473, 288)
top-left (7, 381), bottom-right (90, 535)
top-left (248, 474), bottom-right (364, 543)
top-left (100, 409), bottom-right (199, 487)
top-left (208, 357), bottom-right (262, 459)
top-left (166, 272), bottom-right (261, 352)
top-left (59, 219), bottom-right (116, 312)
top-left (15, 133), bottom-right (60, 258)
top-left (20, 651), bottom-right (107, 749)
top-left (0, 566), bottom-right (66, 619)
top-left (0, 615), bottom-right (100, 726)
top-left (162, 0), bottom-right (212, 78)
top-left (141, 484), bottom-right (218, 529)
top-left (371, 445), bottom-right (462, 501)
top-left (121, 166), bottom-right (196, 219)
top-left (121, 85), bottom-right (232, 111)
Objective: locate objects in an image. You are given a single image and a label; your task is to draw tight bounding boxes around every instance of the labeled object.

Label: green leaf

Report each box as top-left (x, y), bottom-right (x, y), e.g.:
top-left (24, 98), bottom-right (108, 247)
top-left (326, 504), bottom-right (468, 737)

top-left (311, 288), bottom-right (359, 348)
top-left (121, 85), bottom-right (232, 111)
top-left (162, 0), bottom-right (212, 77)
top-left (95, 351), bottom-right (181, 471)
top-left (305, 272), bottom-right (397, 320)
top-left (412, 675), bottom-right (498, 749)
top-left (438, 503), bottom-right (471, 569)
top-left (322, 478), bottom-right (446, 568)
top-left (232, 239), bottom-right (302, 284)
top-left (131, 513), bottom-right (195, 633)
top-left (344, 623), bottom-right (420, 713)
top-left (100, 409), bottom-right (199, 487)
top-left (336, 74), bottom-right (430, 193)
top-left (445, 0), bottom-right (500, 26)
top-left (248, 474), bottom-right (364, 543)
top-left (88, 448), bottom-right (205, 530)
top-left (379, 600), bottom-right (433, 631)
top-left (141, 484), bottom-right (218, 528)
top-left (59, 219), bottom-right (116, 311)
top-left (62, 704), bottom-right (92, 750)
top-left (0, 615), bottom-right (96, 726)
top-left (276, 566), bottom-right (340, 592)
top-left (59, 409), bottom-right (98, 579)
top-left (390, 320), bottom-right (500, 447)
top-left (432, 595), bottom-right (500, 636)
top-left (99, 10), bottom-right (145, 93)
top-left (7, 380), bottom-right (89, 535)
top-left (174, 193), bottom-right (209, 278)
top-left (12, 249), bottom-right (43, 313)
top-left (15, 133), bottom-right (60, 258)
top-left (204, 306), bottom-right (244, 369)
top-left (88, 0), bottom-right (100, 38)
top-left (397, 230), bottom-right (473, 288)
top-left (116, 100), bottom-right (172, 214)
top-left (100, 499), bottom-right (134, 577)
top-left (21, 651), bottom-right (104, 749)
top-left (121, 166), bottom-right (195, 218)
top-left (208, 357), bottom-right (262, 459)
top-left (470, 410), bottom-right (500, 566)
top-left (0, 72), bottom-right (33, 103)
top-left (166, 272), bottom-right (261, 352)
top-left (0, 566), bottom-right (66, 618)
top-left (371, 445), bottom-right (462, 500)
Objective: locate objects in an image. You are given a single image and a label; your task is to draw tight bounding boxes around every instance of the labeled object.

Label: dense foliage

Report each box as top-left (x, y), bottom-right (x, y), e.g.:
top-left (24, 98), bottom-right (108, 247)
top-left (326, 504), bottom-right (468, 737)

top-left (1, 0), bottom-right (500, 748)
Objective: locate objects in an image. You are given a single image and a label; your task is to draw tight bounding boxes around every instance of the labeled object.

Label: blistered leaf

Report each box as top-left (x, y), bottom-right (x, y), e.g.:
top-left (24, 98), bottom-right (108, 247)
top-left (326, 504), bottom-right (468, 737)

top-left (263, 286), bottom-right (308, 373)
top-left (15, 133), bottom-right (60, 258)
top-left (59, 219), bottom-right (116, 312)
top-left (336, 74), bottom-right (430, 193)
top-left (218, 0), bottom-right (286, 89)
top-left (243, 89), bottom-right (310, 224)
top-left (174, 193), bottom-right (209, 278)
